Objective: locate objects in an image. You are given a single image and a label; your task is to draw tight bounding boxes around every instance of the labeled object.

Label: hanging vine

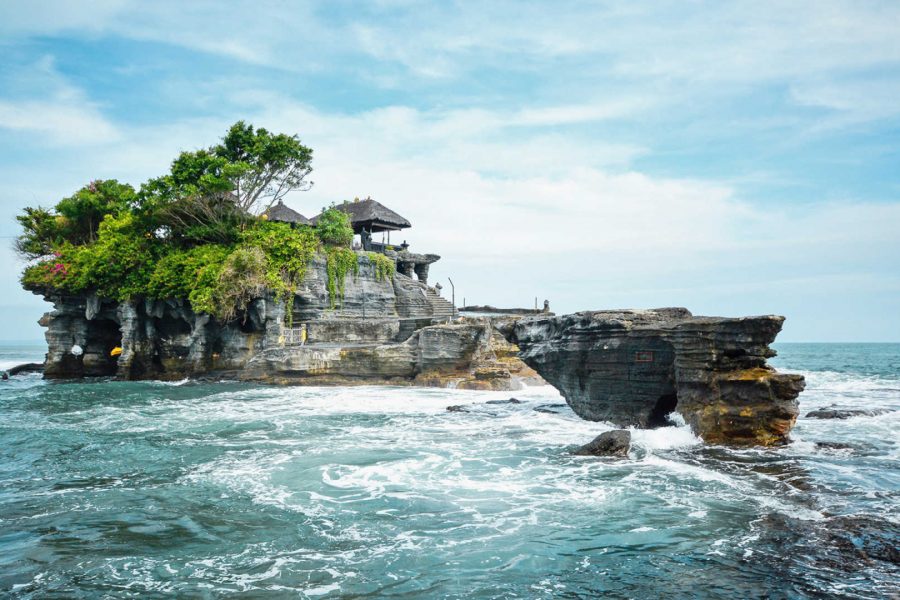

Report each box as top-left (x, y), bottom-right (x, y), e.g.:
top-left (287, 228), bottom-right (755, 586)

top-left (367, 252), bottom-right (396, 282)
top-left (325, 247), bottom-right (359, 309)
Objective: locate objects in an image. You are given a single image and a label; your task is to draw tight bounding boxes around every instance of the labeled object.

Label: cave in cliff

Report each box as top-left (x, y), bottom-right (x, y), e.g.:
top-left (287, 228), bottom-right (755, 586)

top-left (82, 317), bottom-right (122, 377)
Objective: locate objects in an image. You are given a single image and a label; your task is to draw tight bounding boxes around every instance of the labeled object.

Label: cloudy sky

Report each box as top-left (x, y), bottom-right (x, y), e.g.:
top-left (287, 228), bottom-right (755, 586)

top-left (1, 1), bottom-right (898, 341)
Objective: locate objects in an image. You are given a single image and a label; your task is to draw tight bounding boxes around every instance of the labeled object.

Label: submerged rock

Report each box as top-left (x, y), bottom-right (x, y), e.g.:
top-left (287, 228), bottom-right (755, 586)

top-left (573, 430), bottom-right (631, 457)
top-left (805, 408), bottom-right (890, 420)
top-left (446, 405), bottom-right (470, 413)
top-left (486, 397), bottom-right (523, 405)
top-left (534, 403), bottom-right (567, 414)
top-left (814, 441), bottom-right (858, 451)
top-left (500, 308), bottom-right (805, 446)
top-left (3, 363), bottom-right (44, 378)
top-left (757, 513), bottom-right (900, 571)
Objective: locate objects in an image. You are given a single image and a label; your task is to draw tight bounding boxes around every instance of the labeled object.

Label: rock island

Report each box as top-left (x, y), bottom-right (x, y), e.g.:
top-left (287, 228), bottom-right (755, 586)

top-left (17, 122), bottom-right (804, 445)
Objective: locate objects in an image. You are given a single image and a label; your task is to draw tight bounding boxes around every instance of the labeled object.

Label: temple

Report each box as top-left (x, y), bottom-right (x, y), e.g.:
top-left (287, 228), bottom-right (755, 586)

top-left (263, 200), bottom-right (311, 227)
top-left (306, 197), bottom-right (441, 286)
top-left (312, 197), bottom-right (409, 252)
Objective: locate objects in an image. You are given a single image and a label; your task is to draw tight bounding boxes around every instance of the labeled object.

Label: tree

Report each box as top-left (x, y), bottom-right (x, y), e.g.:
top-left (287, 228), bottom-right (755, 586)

top-left (133, 122), bottom-right (315, 244)
top-left (56, 180), bottom-right (136, 243)
top-left (215, 121), bottom-right (313, 214)
top-left (137, 149), bottom-right (250, 246)
top-left (15, 180), bottom-right (135, 259)
top-left (15, 207), bottom-right (63, 260)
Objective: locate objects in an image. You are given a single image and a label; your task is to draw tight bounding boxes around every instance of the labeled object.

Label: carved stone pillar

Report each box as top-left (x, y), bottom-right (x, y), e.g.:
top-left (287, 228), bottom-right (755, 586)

top-left (414, 263), bottom-right (430, 284)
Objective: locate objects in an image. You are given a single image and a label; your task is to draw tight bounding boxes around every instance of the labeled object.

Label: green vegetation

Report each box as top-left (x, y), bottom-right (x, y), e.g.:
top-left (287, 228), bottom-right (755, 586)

top-left (16, 123), bottom-right (392, 321)
top-left (315, 203), bottom-right (354, 247)
top-left (325, 247), bottom-right (359, 309)
top-left (367, 252), bottom-right (396, 282)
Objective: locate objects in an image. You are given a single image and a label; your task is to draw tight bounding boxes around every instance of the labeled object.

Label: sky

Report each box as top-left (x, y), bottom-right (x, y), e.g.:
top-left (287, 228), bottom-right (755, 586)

top-left (0, 0), bottom-right (898, 342)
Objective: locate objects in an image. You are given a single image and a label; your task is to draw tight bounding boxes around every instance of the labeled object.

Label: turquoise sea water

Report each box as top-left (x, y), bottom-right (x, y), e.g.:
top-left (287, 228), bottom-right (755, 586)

top-left (0, 343), bottom-right (897, 598)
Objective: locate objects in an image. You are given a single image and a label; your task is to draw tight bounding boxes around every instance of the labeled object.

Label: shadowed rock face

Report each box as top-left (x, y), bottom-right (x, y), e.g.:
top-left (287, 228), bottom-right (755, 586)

top-left (501, 308), bottom-right (805, 446)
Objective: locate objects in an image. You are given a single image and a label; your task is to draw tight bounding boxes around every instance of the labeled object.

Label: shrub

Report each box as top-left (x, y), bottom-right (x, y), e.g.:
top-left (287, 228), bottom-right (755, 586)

top-left (315, 206), bottom-right (353, 247)
top-left (147, 245), bottom-right (232, 313)
top-left (241, 220), bottom-right (319, 289)
top-left (211, 246), bottom-right (269, 322)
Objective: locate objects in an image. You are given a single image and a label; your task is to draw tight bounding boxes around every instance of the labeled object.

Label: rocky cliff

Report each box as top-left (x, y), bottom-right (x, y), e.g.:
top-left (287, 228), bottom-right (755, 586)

top-left (37, 254), bottom-right (539, 390)
top-left (500, 308), bottom-right (805, 446)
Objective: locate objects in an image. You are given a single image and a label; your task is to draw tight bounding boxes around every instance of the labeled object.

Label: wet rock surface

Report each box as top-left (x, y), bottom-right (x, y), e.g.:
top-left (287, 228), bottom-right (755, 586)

top-left (501, 308), bottom-right (805, 446)
top-left (3, 363), bottom-right (44, 377)
top-left (486, 397), bottom-right (523, 405)
top-left (805, 408), bottom-right (891, 419)
top-left (572, 430), bottom-right (631, 457)
top-left (757, 513), bottom-right (900, 573)
top-left (533, 403), bottom-right (567, 414)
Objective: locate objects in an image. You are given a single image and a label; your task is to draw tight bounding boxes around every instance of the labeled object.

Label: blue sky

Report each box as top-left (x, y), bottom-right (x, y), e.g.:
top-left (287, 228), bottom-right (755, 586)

top-left (1, 0), bottom-right (898, 341)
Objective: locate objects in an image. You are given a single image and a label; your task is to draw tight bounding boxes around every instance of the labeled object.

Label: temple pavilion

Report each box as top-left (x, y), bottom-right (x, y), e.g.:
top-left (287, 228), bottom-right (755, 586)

top-left (263, 199), bottom-right (311, 226)
top-left (311, 197), bottom-right (411, 252)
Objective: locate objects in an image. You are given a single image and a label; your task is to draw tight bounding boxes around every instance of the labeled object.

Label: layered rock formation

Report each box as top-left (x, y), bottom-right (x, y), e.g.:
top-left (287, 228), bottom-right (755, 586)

top-left (37, 254), bottom-right (538, 390)
top-left (501, 308), bottom-right (805, 445)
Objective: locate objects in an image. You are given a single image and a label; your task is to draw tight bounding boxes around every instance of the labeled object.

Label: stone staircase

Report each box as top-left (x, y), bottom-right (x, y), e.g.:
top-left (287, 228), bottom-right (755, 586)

top-left (391, 274), bottom-right (458, 341)
top-left (426, 288), bottom-right (457, 321)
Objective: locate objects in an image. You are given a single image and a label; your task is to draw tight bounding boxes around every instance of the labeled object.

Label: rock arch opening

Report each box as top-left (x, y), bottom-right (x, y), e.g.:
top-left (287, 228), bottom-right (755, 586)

top-left (648, 392), bottom-right (678, 427)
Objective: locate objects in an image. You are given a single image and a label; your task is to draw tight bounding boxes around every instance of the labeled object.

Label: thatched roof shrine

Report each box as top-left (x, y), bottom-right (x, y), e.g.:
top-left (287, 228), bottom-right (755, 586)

top-left (263, 200), bottom-right (311, 225)
top-left (313, 197), bottom-right (411, 233)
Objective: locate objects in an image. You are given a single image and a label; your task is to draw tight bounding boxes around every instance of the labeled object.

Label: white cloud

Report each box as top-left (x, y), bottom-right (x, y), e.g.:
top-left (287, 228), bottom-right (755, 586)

top-left (0, 57), bottom-right (120, 145)
top-left (0, 0), bottom-right (128, 37)
top-left (0, 100), bottom-right (119, 145)
top-left (790, 77), bottom-right (900, 127)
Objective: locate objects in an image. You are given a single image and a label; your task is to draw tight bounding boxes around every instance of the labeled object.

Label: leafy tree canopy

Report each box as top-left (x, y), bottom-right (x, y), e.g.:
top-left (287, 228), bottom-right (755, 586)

top-left (215, 121), bottom-right (314, 214)
top-left (16, 180), bottom-right (135, 259)
top-left (16, 122), bottom-right (378, 321)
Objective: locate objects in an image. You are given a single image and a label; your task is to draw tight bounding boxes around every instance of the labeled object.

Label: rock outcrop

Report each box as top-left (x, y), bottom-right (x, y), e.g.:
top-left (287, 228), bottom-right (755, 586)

top-left (3, 363), bottom-right (44, 377)
top-left (36, 254), bottom-right (539, 391)
top-left (573, 430), bottom-right (631, 457)
top-left (500, 308), bottom-right (805, 446)
top-left (805, 408), bottom-right (890, 420)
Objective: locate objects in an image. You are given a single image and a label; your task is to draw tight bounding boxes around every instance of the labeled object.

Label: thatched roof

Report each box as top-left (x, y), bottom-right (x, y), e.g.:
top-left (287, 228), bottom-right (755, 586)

top-left (264, 200), bottom-right (311, 225)
top-left (312, 197), bottom-right (411, 232)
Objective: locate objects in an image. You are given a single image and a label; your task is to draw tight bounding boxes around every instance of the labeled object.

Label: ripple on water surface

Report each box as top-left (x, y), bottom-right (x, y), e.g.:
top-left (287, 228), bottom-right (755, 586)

top-left (0, 343), bottom-right (898, 598)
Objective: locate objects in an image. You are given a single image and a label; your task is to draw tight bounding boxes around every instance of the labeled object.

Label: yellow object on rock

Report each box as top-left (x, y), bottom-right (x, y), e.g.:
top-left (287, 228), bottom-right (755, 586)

top-left (110, 346), bottom-right (123, 357)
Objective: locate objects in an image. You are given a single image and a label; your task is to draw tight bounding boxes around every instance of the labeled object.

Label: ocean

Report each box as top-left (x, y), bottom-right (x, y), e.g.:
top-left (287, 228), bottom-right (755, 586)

top-left (0, 343), bottom-right (897, 598)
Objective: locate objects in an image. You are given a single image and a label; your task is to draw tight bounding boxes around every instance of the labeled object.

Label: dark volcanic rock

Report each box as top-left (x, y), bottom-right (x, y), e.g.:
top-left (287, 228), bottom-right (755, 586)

top-left (805, 408), bottom-right (890, 420)
top-left (757, 513), bottom-right (900, 571)
top-left (534, 404), bottom-right (567, 414)
top-left (486, 397), bottom-right (523, 405)
top-left (814, 441), bottom-right (858, 451)
top-left (501, 308), bottom-right (805, 446)
top-left (4, 363), bottom-right (44, 377)
top-left (446, 405), bottom-right (470, 413)
top-left (573, 430), bottom-right (631, 457)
